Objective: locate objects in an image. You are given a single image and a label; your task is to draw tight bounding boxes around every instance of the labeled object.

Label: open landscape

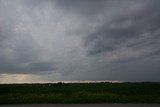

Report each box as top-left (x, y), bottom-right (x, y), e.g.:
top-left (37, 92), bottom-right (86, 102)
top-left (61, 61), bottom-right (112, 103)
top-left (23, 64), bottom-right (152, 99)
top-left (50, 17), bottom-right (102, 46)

top-left (1, 104), bottom-right (160, 107)
top-left (1, 0), bottom-right (160, 106)
top-left (0, 82), bottom-right (160, 104)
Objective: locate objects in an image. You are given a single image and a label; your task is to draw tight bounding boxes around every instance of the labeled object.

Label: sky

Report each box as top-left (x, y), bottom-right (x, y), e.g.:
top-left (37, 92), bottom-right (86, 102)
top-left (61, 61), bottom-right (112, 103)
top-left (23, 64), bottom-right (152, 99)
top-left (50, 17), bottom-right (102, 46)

top-left (0, 0), bottom-right (160, 83)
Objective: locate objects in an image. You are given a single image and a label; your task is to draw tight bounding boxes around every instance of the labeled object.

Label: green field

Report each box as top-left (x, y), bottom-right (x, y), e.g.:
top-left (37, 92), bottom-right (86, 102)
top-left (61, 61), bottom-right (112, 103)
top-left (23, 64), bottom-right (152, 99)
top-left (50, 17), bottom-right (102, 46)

top-left (0, 82), bottom-right (160, 104)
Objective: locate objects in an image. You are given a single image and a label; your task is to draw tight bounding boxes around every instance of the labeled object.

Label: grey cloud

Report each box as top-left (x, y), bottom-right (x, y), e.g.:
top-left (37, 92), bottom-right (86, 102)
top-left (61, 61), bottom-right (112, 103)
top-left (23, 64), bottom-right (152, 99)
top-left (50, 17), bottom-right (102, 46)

top-left (53, 0), bottom-right (107, 18)
top-left (0, 30), bottom-right (56, 74)
top-left (0, 0), bottom-right (56, 74)
top-left (0, 0), bottom-right (160, 82)
top-left (27, 61), bottom-right (56, 73)
top-left (84, 0), bottom-right (160, 62)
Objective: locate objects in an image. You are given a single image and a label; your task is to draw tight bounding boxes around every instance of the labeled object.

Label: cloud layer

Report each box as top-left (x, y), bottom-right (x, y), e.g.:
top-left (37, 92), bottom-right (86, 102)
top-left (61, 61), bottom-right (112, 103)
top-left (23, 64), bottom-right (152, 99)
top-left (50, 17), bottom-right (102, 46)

top-left (0, 0), bottom-right (160, 82)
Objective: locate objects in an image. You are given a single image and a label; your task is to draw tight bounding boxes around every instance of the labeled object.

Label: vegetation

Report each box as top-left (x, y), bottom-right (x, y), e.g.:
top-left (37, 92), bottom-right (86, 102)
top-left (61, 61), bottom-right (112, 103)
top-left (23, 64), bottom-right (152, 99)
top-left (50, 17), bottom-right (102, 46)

top-left (0, 82), bottom-right (160, 104)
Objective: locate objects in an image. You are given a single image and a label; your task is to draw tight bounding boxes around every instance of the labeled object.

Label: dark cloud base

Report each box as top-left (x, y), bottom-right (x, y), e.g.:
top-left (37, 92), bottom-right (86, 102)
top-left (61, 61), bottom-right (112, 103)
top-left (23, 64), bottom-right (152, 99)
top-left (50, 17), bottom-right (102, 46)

top-left (0, 0), bottom-right (160, 82)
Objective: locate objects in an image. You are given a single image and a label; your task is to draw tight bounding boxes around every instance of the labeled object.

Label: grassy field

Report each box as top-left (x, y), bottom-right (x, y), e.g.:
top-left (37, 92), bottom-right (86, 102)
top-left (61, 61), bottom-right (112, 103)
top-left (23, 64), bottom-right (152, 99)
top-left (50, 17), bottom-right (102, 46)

top-left (0, 82), bottom-right (160, 104)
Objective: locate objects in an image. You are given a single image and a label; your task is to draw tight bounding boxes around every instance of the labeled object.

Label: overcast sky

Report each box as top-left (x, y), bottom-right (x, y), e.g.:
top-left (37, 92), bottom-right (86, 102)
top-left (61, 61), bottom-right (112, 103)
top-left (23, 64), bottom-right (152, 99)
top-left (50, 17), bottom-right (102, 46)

top-left (0, 0), bottom-right (160, 83)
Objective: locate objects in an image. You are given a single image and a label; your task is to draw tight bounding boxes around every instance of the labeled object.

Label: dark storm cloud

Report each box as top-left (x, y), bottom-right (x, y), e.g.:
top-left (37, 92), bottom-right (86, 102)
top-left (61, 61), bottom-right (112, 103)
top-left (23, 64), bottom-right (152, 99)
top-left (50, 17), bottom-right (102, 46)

top-left (84, 0), bottom-right (160, 62)
top-left (27, 61), bottom-right (56, 72)
top-left (54, 0), bottom-right (106, 16)
top-left (0, 0), bottom-right (160, 82)
top-left (0, 0), bottom-right (56, 74)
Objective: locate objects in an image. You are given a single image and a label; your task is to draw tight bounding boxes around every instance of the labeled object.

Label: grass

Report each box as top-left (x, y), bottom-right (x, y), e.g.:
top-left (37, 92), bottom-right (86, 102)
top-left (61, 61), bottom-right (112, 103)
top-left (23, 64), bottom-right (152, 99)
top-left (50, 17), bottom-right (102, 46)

top-left (0, 82), bottom-right (160, 104)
